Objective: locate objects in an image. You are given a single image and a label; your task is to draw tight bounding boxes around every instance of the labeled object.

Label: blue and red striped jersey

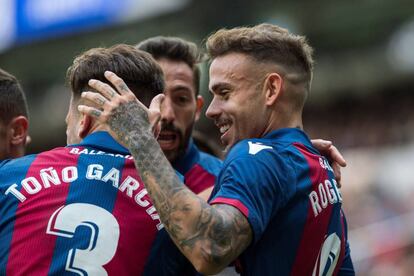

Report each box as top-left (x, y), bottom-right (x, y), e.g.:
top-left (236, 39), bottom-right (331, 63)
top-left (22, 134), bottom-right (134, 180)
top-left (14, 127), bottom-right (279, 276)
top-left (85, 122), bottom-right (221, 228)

top-left (0, 131), bottom-right (166, 275)
top-left (172, 139), bottom-right (222, 194)
top-left (210, 128), bottom-right (354, 276)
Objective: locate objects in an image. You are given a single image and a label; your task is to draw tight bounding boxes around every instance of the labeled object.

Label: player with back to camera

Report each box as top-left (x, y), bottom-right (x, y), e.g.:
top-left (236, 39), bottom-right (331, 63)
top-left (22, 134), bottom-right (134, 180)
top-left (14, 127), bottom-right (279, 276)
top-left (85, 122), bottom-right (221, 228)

top-left (0, 44), bottom-right (174, 275)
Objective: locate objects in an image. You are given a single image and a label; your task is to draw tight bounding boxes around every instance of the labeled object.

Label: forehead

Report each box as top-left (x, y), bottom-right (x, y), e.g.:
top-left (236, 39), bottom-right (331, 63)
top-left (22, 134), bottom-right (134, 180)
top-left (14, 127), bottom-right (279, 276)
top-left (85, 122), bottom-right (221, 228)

top-left (157, 58), bottom-right (194, 86)
top-left (209, 53), bottom-right (257, 89)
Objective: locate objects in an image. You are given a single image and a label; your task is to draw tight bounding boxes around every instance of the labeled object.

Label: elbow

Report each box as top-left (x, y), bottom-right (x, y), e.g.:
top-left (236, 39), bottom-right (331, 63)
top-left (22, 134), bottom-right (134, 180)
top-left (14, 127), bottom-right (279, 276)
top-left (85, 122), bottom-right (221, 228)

top-left (191, 249), bottom-right (229, 275)
top-left (194, 261), bottom-right (225, 275)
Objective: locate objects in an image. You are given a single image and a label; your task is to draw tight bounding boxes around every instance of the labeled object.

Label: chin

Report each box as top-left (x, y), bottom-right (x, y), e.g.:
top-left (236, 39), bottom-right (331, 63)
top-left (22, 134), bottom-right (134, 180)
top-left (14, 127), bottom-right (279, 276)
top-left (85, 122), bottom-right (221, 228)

top-left (163, 150), bottom-right (179, 163)
top-left (222, 141), bottom-right (233, 153)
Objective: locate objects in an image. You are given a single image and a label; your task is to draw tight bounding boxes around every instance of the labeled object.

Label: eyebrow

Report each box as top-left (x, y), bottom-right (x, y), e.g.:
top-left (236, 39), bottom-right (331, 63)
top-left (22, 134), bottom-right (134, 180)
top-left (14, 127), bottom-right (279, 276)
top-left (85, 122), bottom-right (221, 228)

top-left (170, 84), bottom-right (193, 93)
top-left (210, 82), bottom-right (231, 93)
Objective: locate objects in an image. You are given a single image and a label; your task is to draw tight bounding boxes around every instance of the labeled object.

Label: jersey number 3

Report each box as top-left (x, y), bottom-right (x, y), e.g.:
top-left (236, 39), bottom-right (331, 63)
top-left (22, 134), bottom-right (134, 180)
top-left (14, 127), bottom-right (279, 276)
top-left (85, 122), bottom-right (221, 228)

top-left (46, 203), bottom-right (120, 275)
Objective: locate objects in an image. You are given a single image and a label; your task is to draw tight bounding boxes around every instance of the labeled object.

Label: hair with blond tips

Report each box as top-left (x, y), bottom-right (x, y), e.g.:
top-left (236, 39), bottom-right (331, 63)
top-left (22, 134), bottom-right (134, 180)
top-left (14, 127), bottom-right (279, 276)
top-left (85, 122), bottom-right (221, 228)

top-left (67, 44), bottom-right (165, 107)
top-left (206, 24), bottom-right (314, 84)
top-left (0, 68), bottom-right (29, 124)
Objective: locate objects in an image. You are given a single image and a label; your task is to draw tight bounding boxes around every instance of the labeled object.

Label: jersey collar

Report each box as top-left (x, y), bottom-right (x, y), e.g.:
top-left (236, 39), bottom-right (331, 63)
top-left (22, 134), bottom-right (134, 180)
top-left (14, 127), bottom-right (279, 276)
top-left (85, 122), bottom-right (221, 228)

top-left (67, 131), bottom-right (129, 155)
top-left (263, 128), bottom-right (314, 148)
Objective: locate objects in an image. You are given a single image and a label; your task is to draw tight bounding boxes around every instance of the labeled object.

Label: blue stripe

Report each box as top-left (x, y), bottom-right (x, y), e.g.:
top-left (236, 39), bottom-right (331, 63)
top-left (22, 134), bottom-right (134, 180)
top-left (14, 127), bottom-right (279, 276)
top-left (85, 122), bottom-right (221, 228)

top-left (48, 152), bottom-right (124, 275)
top-left (0, 155), bottom-right (38, 274)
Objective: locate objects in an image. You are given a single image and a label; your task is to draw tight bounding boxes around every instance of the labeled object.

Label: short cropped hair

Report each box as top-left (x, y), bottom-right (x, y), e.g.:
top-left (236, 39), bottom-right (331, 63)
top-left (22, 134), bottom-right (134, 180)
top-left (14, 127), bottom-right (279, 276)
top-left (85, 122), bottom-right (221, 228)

top-left (206, 24), bottom-right (314, 84)
top-left (66, 44), bottom-right (164, 107)
top-left (0, 68), bottom-right (29, 124)
top-left (136, 36), bottom-right (201, 95)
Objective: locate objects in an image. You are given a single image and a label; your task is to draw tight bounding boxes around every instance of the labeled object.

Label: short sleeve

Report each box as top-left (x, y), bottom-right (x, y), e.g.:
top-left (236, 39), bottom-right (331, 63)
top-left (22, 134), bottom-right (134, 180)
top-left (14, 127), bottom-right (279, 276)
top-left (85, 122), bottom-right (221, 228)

top-left (210, 152), bottom-right (295, 243)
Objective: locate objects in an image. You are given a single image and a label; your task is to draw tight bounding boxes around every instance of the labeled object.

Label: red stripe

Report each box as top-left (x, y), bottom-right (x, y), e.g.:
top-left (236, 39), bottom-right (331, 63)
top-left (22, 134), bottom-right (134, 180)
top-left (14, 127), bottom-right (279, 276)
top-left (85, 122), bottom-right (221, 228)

top-left (290, 143), bottom-right (335, 276)
top-left (210, 197), bottom-right (249, 217)
top-left (104, 159), bottom-right (159, 275)
top-left (184, 164), bottom-right (215, 194)
top-left (6, 147), bottom-right (81, 275)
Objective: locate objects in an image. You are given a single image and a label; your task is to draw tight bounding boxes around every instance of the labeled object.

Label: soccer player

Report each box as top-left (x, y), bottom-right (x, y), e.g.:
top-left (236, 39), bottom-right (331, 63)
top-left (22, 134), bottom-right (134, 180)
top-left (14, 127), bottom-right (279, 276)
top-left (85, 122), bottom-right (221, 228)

top-left (138, 36), bottom-right (347, 275)
top-left (0, 68), bottom-right (30, 160)
top-left (137, 36), bottom-right (221, 200)
top-left (137, 36), bottom-right (346, 198)
top-left (81, 23), bottom-right (354, 275)
top-left (0, 44), bottom-right (167, 275)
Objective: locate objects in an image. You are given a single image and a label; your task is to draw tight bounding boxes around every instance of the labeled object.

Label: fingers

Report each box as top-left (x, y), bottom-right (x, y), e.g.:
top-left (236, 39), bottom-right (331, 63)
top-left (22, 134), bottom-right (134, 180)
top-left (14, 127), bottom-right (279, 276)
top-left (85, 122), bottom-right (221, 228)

top-left (86, 71), bottom-right (133, 100)
top-left (311, 138), bottom-right (347, 167)
top-left (311, 139), bottom-right (332, 150)
top-left (78, 105), bottom-right (103, 119)
top-left (88, 79), bottom-right (118, 100)
top-left (104, 71), bottom-right (133, 96)
top-left (81, 91), bottom-right (108, 107)
top-left (149, 94), bottom-right (165, 113)
top-left (148, 94), bottom-right (165, 137)
top-left (153, 122), bottom-right (161, 139)
top-left (332, 162), bottom-right (342, 188)
top-left (328, 145), bottom-right (347, 167)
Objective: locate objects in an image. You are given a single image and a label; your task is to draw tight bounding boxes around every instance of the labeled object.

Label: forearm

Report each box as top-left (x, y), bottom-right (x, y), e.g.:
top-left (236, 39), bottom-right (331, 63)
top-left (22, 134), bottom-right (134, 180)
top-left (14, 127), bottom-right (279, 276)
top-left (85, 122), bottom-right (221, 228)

top-left (123, 127), bottom-right (242, 273)
top-left (128, 132), bottom-right (196, 238)
top-left (80, 74), bottom-right (251, 273)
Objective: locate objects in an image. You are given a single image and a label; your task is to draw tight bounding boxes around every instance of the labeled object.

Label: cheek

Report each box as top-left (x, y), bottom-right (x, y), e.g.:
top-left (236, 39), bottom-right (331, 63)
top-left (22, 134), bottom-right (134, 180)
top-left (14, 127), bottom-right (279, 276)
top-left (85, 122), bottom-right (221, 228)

top-left (178, 107), bottom-right (197, 127)
top-left (233, 105), bottom-right (258, 135)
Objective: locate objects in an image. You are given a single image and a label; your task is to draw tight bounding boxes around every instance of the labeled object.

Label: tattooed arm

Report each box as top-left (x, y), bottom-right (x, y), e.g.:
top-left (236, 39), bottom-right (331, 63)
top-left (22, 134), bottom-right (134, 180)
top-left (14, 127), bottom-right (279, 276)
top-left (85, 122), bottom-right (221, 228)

top-left (79, 71), bottom-right (252, 274)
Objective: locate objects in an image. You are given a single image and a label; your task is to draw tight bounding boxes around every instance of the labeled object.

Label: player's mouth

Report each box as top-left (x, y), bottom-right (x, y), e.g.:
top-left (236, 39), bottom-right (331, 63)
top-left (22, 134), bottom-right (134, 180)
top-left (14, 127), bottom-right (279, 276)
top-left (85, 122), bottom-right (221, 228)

top-left (157, 131), bottom-right (180, 150)
top-left (217, 120), bottom-right (232, 145)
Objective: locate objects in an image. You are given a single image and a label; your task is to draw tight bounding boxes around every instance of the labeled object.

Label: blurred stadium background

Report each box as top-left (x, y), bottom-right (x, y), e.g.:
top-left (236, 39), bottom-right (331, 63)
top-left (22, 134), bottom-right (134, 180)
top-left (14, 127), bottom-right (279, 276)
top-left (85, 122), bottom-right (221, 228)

top-left (1, 0), bottom-right (414, 274)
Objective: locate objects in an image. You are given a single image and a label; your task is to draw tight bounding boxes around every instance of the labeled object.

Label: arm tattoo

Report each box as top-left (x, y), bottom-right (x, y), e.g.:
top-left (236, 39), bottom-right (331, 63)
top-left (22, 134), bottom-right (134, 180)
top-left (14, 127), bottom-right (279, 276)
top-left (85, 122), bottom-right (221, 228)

top-left (108, 101), bottom-right (252, 271)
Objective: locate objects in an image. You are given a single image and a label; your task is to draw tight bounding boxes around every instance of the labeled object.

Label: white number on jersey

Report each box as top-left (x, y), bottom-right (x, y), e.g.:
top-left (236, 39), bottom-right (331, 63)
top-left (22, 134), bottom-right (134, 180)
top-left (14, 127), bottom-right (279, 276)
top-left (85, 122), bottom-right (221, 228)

top-left (46, 203), bottom-right (120, 275)
top-left (312, 233), bottom-right (341, 276)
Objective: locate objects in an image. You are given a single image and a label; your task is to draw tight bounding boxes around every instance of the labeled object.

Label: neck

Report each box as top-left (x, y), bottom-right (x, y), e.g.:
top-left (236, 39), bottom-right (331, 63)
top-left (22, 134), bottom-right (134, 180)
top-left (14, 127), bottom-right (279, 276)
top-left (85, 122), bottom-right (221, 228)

top-left (262, 108), bottom-right (303, 137)
top-left (9, 145), bottom-right (25, 159)
top-left (80, 122), bottom-right (110, 141)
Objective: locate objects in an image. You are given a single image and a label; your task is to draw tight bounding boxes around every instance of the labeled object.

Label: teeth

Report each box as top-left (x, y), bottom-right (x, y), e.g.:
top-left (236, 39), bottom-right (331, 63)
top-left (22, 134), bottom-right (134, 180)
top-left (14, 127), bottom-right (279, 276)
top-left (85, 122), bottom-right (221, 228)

top-left (219, 125), bottom-right (230, 134)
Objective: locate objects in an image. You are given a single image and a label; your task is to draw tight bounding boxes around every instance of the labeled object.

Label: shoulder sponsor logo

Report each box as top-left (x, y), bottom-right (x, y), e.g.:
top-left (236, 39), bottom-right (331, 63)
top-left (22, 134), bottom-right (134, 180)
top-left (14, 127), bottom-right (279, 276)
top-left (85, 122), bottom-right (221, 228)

top-left (248, 141), bottom-right (273, 155)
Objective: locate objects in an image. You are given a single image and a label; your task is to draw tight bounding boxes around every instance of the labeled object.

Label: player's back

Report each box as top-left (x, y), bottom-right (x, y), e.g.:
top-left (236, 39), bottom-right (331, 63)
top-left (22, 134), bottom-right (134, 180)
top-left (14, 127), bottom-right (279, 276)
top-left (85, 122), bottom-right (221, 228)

top-left (0, 131), bottom-right (162, 275)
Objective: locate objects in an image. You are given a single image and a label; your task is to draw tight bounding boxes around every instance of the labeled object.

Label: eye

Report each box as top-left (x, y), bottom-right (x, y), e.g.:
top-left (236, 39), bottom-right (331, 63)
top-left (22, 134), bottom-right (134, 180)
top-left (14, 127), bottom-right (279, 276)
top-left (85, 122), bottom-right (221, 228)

top-left (177, 95), bottom-right (190, 104)
top-left (219, 89), bottom-right (230, 99)
top-left (172, 93), bottom-right (192, 106)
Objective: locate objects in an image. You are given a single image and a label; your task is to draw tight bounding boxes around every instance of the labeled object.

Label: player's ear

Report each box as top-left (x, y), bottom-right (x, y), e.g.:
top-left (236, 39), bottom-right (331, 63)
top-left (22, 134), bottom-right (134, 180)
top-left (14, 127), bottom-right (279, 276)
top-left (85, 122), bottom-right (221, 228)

top-left (78, 113), bottom-right (92, 140)
top-left (9, 116), bottom-right (29, 146)
top-left (264, 73), bottom-right (283, 106)
top-left (195, 95), bottom-right (204, 122)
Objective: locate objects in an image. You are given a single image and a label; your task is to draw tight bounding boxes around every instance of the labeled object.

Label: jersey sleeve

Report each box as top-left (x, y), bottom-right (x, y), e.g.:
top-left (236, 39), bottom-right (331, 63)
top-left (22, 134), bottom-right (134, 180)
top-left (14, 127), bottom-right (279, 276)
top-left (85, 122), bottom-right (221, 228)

top-left (209, 152), bottom-right (296, 243)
